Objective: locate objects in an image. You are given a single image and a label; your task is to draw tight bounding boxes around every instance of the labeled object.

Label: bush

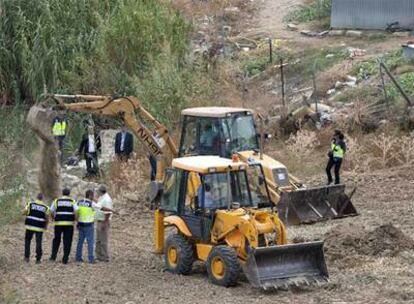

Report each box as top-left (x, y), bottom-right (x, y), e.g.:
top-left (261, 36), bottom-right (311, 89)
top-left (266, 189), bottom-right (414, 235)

top-left (284, 0), bottom-right (331, 24)
top-left (0, 190), bottom-right (21, 227)
top-left (0, 0), bottom-right (192, 121)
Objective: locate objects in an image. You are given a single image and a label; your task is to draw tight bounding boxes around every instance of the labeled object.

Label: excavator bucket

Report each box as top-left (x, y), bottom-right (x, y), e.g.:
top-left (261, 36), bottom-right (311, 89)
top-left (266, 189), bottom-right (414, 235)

top-left (243, 241), bottom-right (328, 289)
top-left (277, 184), bottom-right (357, 226)
top-left (27, 104), bottom-right (56, 143)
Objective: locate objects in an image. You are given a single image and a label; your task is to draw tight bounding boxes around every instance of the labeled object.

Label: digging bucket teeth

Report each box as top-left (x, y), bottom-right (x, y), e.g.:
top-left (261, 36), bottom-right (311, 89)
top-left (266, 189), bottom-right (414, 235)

top-left (277, 184), bottom-right (358, 226)
top-left (243, 241), bottom-right (328, 289)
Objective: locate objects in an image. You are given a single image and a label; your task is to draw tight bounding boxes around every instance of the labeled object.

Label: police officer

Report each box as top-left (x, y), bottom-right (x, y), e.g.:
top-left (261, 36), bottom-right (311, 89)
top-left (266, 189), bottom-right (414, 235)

top-left (52, 112), bottom-right (67, 161)
top-left (326, 131), bottom-right (346, 185)
top-left (75, 189), bottom-right (115, 263)
top-left (49, 188), bottom-right (77, 264)
top-left (23, 193), bottom-right (49, 264)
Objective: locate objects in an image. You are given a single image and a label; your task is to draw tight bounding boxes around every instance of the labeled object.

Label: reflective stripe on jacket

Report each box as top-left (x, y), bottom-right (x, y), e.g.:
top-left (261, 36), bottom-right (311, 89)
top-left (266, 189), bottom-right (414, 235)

top-left (53, 197), bottom-right (75, 226)
top-left (25, 200), bottom-right (48, 232)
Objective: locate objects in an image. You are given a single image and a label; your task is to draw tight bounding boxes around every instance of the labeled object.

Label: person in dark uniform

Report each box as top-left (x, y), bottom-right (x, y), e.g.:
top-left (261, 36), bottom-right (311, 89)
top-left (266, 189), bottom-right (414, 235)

top-left (23, 193), bottom-right (49, 263)
top-left (49, 188), bottom-right (77, 264)
top-left (326, 131), bottom-right (346, 185)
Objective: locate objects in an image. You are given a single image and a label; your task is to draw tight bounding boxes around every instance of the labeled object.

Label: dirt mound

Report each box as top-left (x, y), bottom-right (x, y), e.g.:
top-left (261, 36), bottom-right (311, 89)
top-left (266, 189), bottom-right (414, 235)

top-left (324, 223), bottom-right (414, 266)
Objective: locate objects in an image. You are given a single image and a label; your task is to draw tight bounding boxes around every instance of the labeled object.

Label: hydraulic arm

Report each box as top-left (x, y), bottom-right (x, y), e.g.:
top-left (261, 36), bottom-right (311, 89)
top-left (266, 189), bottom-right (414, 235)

top-left (51, 94), bottom-right (178, 182)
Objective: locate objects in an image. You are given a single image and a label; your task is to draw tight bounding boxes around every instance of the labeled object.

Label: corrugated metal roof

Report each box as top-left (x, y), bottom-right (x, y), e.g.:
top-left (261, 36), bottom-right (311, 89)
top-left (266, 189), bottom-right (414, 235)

top-left (331, 0), bottom-right (414, 30)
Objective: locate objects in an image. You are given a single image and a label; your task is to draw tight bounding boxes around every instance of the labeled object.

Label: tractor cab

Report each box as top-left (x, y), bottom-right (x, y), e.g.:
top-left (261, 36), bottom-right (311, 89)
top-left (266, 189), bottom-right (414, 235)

top-left (179, 107), bottom-right (259, 158)
top-left (160, 156), bottom-right (271, 241)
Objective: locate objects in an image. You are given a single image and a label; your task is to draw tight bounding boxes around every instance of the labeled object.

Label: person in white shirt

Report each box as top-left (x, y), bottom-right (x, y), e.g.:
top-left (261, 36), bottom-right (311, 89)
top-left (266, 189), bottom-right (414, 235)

top-left (78, 126), bottom-right (101, 178)
top-left (95, 185), bottom-right (113, 262)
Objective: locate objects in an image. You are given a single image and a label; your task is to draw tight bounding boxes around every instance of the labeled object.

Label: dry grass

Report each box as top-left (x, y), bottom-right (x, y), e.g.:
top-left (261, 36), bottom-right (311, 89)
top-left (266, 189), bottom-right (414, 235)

top-left (285, 129), bottom-right (320, 158)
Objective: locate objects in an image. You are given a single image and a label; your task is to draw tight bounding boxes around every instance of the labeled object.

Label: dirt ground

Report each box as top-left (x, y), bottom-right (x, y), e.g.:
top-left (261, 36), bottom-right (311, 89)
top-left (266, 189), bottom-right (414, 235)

top-left (2, 1), bottom-right (414, 303)
top-left (1, 165), bottom-right (414, 304)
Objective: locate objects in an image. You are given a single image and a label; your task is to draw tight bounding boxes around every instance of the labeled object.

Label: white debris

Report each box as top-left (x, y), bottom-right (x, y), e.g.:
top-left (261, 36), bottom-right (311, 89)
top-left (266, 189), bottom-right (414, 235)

top-left (347, 47), bottom-right (367, 58)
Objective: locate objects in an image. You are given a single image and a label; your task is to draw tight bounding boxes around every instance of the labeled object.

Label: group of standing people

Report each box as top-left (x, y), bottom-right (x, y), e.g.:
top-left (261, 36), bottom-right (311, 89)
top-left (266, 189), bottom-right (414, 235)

top-left (52, 113), bottom-right (135, 178)
top-left (24, 185), bottom-right (115, 264)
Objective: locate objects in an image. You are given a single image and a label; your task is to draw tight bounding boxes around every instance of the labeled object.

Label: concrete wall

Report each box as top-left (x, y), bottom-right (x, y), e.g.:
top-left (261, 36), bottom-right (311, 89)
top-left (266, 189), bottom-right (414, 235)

top-left (331, 0), bottom-right (414, 30)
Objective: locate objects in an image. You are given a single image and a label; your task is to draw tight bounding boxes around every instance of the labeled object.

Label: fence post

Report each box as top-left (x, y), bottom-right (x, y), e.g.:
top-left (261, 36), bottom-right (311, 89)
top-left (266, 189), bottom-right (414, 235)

top-left (269, 38), bottom-right (273, 63)
top-left (280, 58), bottom-right (285, 108)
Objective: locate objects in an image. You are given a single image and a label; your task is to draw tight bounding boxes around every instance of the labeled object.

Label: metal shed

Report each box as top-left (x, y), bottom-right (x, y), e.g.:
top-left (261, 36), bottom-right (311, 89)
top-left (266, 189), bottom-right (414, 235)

top-left (331, 0), bottom-right (414, 30)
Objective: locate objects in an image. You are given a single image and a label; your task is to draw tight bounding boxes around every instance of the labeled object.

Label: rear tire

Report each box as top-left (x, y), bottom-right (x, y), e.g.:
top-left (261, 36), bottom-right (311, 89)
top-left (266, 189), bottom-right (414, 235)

top-left (206, 245), bottom-right (241, 287)
top-left (164, 234), bottom-right (194, 275)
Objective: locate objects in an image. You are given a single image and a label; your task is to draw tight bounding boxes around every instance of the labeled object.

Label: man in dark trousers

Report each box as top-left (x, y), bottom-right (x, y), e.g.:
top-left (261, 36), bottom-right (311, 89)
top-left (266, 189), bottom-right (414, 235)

top-left (115, 126), bottom-right (133, 161)
top-left (23, 193), bottom-right (49, 264)
top-left (78, 126), bottom-right (101, 178)
top-left (49, 188), bottom-right (77, 264)
top-left (326, 131), bottom-right (346, 185)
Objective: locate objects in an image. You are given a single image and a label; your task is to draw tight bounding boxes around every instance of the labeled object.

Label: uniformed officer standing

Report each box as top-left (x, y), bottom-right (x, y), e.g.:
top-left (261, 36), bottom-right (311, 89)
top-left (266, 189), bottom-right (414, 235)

top-left (49, 188), bottom-right (77, 264)
top-left (75, 189), bottom-right (115, 263)
top-left (326, 131), bottom-right (346, 185)
top-left (23, 193), bottom-right (49, 264)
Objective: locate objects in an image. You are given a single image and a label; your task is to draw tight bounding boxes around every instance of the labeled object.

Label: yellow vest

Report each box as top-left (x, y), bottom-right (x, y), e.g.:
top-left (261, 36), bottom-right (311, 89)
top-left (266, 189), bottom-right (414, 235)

top-left (77, 199), bottom-right (95, 223)
top-left (332, 143), bottom-right (344, 158)
top-left (52, 120), bottom-right (66, 136)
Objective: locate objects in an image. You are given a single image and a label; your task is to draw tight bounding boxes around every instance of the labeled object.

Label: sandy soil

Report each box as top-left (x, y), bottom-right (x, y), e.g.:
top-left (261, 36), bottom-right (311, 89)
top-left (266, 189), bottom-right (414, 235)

top-left (1, 165), bottom-right (414, 304)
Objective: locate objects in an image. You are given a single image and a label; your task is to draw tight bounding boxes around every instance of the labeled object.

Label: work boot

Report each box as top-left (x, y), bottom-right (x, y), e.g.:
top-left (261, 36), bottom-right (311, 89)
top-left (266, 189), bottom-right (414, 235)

top-left (24, 257), bottom-right (30, 263)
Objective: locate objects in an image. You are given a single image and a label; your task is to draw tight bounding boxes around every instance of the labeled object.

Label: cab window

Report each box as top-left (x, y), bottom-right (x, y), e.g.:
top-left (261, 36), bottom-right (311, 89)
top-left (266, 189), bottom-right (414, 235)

top-left (180, 117), bottom-right (197, 156)
top-left (160, 169), bottom-right (182, 212)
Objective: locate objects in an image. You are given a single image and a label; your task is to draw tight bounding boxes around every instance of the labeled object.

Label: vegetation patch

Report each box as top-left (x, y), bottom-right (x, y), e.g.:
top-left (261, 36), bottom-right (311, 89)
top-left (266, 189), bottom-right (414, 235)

top-left (352, 50), bottom-right (407, 81)
top-left (284, 0), bottom-right (331, 27)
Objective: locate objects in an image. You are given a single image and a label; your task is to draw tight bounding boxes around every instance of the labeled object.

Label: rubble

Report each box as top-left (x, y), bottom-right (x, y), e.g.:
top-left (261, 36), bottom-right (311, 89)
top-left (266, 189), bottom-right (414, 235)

top-left (287, 23), bottom-right (298, 31)
top-left (328, 30), bottom-right (345, 36)
top-left (347, 47), bottom-right (367, 58)
top-left (100, 129), bottom-right (117, 164)
top-left (345, 30), bottom-right (363, 38)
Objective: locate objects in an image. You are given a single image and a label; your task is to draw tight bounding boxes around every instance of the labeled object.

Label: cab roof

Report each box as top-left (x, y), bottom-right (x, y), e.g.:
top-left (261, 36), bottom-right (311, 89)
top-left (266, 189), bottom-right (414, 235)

top-left (172, 156), bottom-right (246, 174)
top-left (181, 107), bottom-right (253, 118)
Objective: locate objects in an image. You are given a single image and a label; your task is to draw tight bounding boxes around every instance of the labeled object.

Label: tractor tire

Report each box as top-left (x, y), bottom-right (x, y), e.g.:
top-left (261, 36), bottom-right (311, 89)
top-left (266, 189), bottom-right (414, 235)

top-left (164, 234), bottom-right (194, 275)
top-left (206, 245), bottom-right (241, 287)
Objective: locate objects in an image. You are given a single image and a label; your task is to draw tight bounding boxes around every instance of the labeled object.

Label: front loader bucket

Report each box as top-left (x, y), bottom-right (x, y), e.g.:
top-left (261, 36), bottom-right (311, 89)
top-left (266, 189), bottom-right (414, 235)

top-left (243, 241), bottom-right (328, 289)
top-left (277, 184), bottom-right (357, 226)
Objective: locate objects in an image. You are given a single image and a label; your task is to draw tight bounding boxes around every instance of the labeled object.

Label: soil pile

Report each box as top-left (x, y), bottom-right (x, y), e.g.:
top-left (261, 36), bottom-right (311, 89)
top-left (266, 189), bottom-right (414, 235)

top-left (324, 223), bottom-right (414, 266)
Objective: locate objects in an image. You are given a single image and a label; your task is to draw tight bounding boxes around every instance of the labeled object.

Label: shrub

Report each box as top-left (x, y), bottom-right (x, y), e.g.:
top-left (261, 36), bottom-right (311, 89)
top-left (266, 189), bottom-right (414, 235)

top-left (284, 0), bottom-right (331, 24)
top-left (285, 130), bottom-right (320, 159)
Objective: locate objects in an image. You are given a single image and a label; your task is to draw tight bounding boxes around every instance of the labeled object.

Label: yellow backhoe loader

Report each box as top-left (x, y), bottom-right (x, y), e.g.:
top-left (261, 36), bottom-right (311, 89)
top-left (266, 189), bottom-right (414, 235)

top-left (27, 94), bottom-right (329, 289)
top-left (178, 107), bottom-right (357, 225)
top-left (156, 155), bottom-right (328, 288)
top-left (28, 95), bottom-right (357, 225)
